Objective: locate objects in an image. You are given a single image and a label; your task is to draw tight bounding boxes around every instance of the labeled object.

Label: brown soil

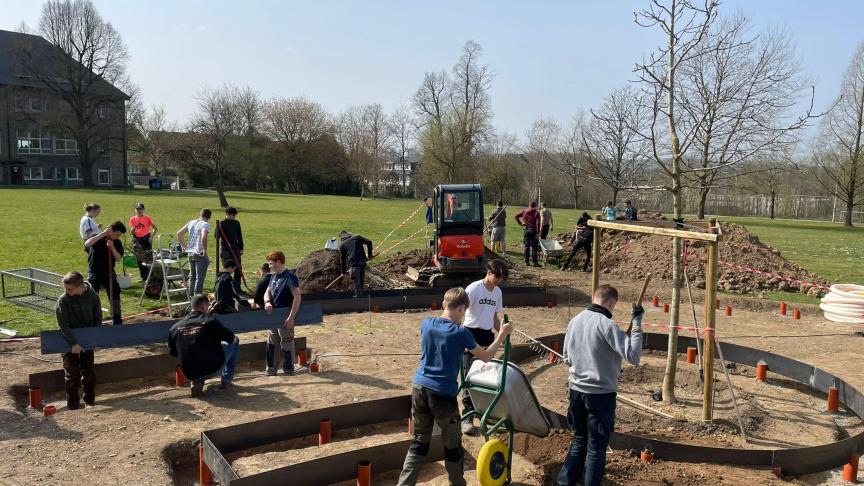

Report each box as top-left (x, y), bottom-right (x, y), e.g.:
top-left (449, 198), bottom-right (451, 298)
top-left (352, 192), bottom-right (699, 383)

top-left (3, 292), bottom-right (863, 485)
top-left (554, 222), bottom-right (829, 296)
top-left (294, 249), bottom-right (402, 293)
top-left (373, 249), bottom-right (434, 277)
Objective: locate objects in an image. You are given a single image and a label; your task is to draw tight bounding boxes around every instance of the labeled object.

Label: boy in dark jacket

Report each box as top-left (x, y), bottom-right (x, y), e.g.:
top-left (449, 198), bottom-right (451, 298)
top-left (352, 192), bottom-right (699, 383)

top-left (84, 221), bottom-right (126, 325)
top-left (514, 201), bottom-right (541, 267)
top-left (55, 271), bottom-right (103, 409)
top-left (339, 231), bottom-right (374, 298)
top-left (215, 206), bottom-right (244, 292)
top-left (169, 294), bottom-right (239, 397)
top-left (212, 260), bottom-right (240, 314)
top-left (252, 262), bottom-right (272, 309)
top-left (561, 213), bottom-right (594, 272)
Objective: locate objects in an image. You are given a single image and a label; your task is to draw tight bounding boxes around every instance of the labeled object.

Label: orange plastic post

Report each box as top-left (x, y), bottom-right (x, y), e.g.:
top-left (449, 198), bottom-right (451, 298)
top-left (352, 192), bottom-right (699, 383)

top-left (640, 450), bottom-right (653, 463)
top-left (175, 365), bottom-right (186, 387)
top-left (319, 418), bottom-right (332, 445)
top-left (772, 466), bottom-right (782, 478)
top-left (756, 360), bottom-right (767, 382)
top-left (43, 404), bottom-right (56, 417)
top-left (686, 347), bottom-right (697, 364)
top-left (716, 299), bottom-right (721, 310)
top-left (851, 454), bottom-right (860, 480)
top-left (546, 300), bottom-right (555, 309)
top-left (725, 306), bottom-right (732, 317)
top-left (431, 302), bottom-right (440, 310)
top-left (843, 463), bottom-right (855, 482)
top-left (199, 445), bottom-right (214, 486)
top-left (310, 362), bottom-right (320, 373)
top-left (28, 386), bottom-right (42, 409)
top-left (357, 460), bottom-right (371, 486)
top-left (297, 349), bottom-right (308, 367)
top-left (828, 387), bottom-right (840, 412)
top-left (793, 308), bottom-right (801, 320)
top-left (652, 295), bottom-right (659, 307)
top-left (663, 303), bottom-right (670, 314)
top-left (407, 417), bottom-right (413, 435)
top-left (372, 305), bottom-right (381, 313)
top-left (779, 302), bottom-right (787, 316)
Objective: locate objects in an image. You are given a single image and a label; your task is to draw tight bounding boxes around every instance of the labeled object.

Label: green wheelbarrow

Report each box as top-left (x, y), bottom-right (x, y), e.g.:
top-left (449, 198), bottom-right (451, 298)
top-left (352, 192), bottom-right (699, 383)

top-left (458, 316), bottom-right (551, 485)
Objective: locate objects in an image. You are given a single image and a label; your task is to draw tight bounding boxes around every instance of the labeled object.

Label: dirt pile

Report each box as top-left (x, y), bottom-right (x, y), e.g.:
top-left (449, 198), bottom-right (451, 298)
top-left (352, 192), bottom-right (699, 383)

top-left (373, 249), bottom-right (433, 277)
top-left (293, 250), bottom-right (401, 293)
top-left (558, 222), bottom-right (828, 296)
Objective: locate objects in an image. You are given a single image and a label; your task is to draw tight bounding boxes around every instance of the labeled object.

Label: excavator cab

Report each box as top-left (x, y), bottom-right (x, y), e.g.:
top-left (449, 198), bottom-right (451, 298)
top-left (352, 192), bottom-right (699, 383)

top-left (432, 184), bottom-right (485, 274)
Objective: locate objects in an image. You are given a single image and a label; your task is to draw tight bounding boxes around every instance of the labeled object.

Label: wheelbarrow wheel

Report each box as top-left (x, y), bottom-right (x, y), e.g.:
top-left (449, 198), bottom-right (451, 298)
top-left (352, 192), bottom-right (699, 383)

top-left (476, 438), bottom-right (509, 486)
top-left (144, 281), bottom-right (163, 298)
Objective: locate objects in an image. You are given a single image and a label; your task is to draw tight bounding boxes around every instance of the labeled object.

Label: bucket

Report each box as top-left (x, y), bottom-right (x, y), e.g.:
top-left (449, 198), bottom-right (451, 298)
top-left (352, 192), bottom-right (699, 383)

top-left (123, 254), bottom-right (138, 269)
top-left (117, 274), bottom-right (133, 289)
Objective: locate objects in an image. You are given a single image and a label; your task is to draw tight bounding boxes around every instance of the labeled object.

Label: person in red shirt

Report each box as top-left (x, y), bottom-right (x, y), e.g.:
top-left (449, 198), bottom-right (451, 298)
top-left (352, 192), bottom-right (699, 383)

top-left (515, 201), bottom-right (541, 267)
top-left (129, 203), bottom-right (157, 281)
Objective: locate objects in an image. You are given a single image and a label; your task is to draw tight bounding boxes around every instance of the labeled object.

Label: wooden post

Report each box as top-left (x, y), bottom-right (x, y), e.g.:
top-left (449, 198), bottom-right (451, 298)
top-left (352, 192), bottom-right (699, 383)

top-left (591, 214), bottom-right (602, 296)
top-left (702, 217), bottom-right (719, 421)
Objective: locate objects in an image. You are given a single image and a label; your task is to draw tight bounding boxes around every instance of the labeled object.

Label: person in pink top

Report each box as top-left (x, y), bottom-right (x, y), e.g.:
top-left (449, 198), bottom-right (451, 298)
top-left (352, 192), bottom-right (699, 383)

top-left (129, 203), bottom-right (157, 281)
top-left (514, 201), bottom-right (541, 267)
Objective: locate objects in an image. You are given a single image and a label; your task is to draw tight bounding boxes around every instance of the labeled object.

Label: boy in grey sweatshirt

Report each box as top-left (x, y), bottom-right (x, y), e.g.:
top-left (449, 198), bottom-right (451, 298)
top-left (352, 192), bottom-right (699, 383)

top-left (558, 284), bottom-right (644, 486)
top-left (55, 271), bottom-right (103, 410)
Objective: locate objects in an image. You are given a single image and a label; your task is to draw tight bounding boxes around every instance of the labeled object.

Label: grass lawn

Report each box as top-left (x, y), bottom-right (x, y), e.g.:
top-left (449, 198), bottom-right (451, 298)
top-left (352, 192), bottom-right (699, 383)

top-left (1, 187), bottom-right (861, 336)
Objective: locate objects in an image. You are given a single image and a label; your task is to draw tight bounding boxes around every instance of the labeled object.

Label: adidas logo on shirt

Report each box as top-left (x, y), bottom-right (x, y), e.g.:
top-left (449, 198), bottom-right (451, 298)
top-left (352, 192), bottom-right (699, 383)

top-left (478, 297), bottom-right (497, 306)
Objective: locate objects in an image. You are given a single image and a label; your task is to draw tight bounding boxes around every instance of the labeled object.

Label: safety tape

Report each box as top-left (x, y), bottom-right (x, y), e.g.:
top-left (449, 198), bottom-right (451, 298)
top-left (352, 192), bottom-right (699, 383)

top-left (639, 322), bottom-right (715, 335)
top-left (376, 203), bottom-right (426, 252)
top-left (684, 253), bottom-right (830, 290)
top-left (374, 225), bottom-right (426, 259)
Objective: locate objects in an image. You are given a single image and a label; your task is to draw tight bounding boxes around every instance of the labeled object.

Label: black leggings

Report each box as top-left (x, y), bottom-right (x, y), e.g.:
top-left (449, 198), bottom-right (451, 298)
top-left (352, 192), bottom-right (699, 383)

top-left (563, 239), bottom-right (592, 271)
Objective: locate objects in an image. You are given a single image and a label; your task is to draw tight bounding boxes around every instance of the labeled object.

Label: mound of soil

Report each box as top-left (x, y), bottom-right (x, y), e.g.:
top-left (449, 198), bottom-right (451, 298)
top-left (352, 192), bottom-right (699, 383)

top-left (293, 250), bottom-right (400, 293)
top-left (557, 221), bottom-right (828, 296)
top-left (373, 249), bottom-right (433, 277)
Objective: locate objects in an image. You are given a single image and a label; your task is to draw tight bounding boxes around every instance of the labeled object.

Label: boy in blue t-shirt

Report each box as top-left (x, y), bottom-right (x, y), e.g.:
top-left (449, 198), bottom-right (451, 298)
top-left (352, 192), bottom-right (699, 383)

top-left (397, 287), bottom-right (513, 486)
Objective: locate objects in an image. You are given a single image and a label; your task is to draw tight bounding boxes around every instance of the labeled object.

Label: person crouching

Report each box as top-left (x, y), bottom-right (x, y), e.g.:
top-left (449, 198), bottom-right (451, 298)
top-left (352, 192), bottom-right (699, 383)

top-left (168, 294), bottom-right (240, 397)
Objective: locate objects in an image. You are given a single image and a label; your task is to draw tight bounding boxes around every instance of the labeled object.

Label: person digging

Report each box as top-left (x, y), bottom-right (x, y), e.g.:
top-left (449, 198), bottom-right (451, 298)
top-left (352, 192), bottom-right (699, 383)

top-left (84, 221), bottom-right (126, 325)
top-left (396, 287), bottom-right (513, 486)
top-left (169, 294), bottom-right (240, 397)
top-left (56, 271), bottom-right (102, 410)
top-left (262, 250), bottom-right (302, 376)
top-left (215, 206), bottom-right (245, 293)
top-left (339, 231), bottom-right (373, 298)
top-left (211, 259), bottom-right (242, 314)
top-left (561, 212), bottom-right (593, 273)
top-left (558, 284), bottom-right (644, 486)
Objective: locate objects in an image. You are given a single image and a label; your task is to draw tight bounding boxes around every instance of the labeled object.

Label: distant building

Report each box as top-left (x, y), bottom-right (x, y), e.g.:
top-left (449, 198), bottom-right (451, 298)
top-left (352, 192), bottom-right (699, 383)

top-left (0, 29), bottom-right (129, 186)
top-left (379, 147), bottom-right (419, 196)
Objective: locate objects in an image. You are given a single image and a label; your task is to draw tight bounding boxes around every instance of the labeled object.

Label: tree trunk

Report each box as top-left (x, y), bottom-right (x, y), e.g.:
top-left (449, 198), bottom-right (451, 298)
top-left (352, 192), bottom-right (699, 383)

top-left (611, 188), bottom-right (619, 206)
top-left (80, 162), bottom-right (94, 187)
top-left (697, 188), bottom-right (709, 220)
top-left (845, 197), bottom-right (855, 227)
top-left (215, 166), bottom-right (229, 208)
top-left (769, 192), bottom-right (776, 220)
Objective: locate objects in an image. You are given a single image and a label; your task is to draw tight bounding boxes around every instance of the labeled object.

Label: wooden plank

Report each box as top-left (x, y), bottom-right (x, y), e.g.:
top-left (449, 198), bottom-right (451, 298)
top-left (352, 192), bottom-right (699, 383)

top-left (40, 304), bottom-right (322, 354)
top-left (702, 218), bottom-right (719, 421)
top-left (587, 219), bottom-right (719, 242)
top-left (591, 214), bottom-right (601, 296)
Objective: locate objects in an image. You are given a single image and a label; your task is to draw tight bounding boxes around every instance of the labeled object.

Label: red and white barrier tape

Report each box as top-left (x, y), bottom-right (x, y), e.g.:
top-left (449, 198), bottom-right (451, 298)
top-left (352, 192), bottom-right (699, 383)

top-left (374, 225), bottom-right (427, 259)
top-left (684, 253), bottom-right (830, 290)
top-left (376, 203), bottom-right (426, 252)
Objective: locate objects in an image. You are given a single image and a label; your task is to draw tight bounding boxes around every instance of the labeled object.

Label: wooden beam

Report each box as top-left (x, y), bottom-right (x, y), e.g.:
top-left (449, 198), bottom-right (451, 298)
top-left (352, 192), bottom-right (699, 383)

top-left (702, 218), bottom-right (719, 422)
top-left (591, 214), bottom-right (602, 296)
top-left (587, 219), bottom-right (719, 242)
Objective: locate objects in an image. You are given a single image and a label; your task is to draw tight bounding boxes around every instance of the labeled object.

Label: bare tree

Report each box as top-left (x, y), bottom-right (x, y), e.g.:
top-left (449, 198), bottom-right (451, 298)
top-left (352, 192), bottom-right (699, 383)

top-left (338, 104), bottom-right (392, 199)
top-left (362, 103), bottom-right (393, 198)
top-left (682, 13), bottom-right (810, 218)
top-left (130, 104), bottom-right (179, 176)
top-left (634, 0), bottom-right (720, 405)
top-left (414, 41), bottom-right (493, 182)
top-left (189, 84), bottom-right (246, 207)
top-left (478, 131), bottom-right (522, 203)
top-left (813, 41), bottom-right (864, 227)
top-left (18, 0), bottom-right (130, 186)
top-left (735, 152), bottom-right (796, 220)
top-left (390, 102), bottom-right (417, 196)
top-left (263, 96), bottom-right (331, 144)
top-left (524, 116), bottom-right (561, 203)
top-left (235, 86), bottom-right (264, 137)
top-left (584, 85), bottom-right (650, 204)
top-left (553, 112), bottom-right (590, 208)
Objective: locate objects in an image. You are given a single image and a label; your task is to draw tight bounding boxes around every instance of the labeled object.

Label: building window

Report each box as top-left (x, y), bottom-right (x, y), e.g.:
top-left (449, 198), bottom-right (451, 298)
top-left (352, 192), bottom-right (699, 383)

top-left (52, 167), bottom-right (63, 180)
top-left (66, 167), bottom-right (81, 180)
top-left (55, 138), bottom-right (80, 155)
top-left (23, 167), bottom-right (44, 180)
top-left (14, 97), bottom-right (27, 113)
top-left (98, 168), bottom-right (110, 185)
top-left (97, 104), bottom-right (110, 119)
top-left (29, 98), bottom-right (42, 113)
top-left (17, 131), bottom-right (52, 154)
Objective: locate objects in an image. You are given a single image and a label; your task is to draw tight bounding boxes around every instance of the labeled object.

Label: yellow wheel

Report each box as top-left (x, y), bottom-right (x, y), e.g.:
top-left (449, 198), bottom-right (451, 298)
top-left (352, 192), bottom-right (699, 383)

top-left (476, 438), bottom-right (509, 486)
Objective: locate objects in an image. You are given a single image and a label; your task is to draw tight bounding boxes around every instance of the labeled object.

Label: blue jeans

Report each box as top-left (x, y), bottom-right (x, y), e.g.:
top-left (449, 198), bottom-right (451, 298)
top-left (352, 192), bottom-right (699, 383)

top-left (200, 340), bottom-right (239, 383)
top-left (557, 389), bottom-right (617, 486)
top-left (188, 254), bottom-right (209, 296)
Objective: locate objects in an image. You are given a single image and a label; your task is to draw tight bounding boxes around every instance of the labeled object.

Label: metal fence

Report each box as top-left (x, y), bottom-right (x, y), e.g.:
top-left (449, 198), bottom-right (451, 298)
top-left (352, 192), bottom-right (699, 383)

top-left (128, 174), bottom-right (182, 190)
top-left (1, 268), bottom-right (63, 313)
top-left (620, 191), bottom-right (848, 221)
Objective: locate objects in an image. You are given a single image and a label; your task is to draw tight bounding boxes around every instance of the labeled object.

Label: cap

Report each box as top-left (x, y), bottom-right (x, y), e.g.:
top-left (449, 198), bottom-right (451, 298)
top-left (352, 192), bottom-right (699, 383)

top-left (134, 203), bottom-right (145, 209)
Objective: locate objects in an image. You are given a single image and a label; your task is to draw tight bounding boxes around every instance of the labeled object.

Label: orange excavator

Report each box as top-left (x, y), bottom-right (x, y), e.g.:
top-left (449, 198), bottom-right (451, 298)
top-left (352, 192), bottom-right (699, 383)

top-left (408, 184), bottom-right (487, 286)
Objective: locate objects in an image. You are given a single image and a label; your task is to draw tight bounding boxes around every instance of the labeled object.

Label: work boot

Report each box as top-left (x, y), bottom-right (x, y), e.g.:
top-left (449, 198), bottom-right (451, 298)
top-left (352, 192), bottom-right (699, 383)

top-left (265, 343), bottom-right (277, 376)
top-left (281, 351), bottom-right (294, 376)
top-left (461, 417), bottom-right (475, 435)
top-left (191, 379), bottom-right (205, 397)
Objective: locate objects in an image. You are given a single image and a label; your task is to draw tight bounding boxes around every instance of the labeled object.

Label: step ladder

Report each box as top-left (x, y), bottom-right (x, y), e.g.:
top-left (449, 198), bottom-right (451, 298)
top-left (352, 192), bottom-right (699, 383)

top-left (139, 234), bottom-right (191, 312)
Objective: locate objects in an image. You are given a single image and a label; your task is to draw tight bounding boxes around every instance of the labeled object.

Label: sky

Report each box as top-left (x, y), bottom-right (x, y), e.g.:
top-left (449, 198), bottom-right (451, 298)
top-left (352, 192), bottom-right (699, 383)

top-left (2, 0), bottom-right (863, 138)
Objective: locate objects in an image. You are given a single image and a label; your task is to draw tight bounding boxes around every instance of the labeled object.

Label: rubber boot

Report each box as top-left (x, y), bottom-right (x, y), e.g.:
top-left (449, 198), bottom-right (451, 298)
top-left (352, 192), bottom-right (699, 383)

top-left (111, 300), bottom-right (122, 325)
top-left (265, 344), bottom-right (277, 376)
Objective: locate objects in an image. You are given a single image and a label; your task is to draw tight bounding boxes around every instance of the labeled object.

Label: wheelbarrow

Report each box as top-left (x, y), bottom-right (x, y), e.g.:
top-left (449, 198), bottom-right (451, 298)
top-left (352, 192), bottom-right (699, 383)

top-left (459, 316), bottom-right (551, 485)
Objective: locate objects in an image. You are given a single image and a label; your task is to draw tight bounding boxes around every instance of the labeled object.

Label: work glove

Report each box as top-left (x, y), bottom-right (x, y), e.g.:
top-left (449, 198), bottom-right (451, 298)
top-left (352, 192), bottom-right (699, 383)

top-left (631, 303), bottom-right (645, 329)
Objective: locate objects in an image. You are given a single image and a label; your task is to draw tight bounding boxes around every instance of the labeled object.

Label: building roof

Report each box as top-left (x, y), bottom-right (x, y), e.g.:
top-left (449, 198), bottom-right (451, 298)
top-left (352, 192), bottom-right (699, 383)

top-left (0, 29), bottom-right (129, 100)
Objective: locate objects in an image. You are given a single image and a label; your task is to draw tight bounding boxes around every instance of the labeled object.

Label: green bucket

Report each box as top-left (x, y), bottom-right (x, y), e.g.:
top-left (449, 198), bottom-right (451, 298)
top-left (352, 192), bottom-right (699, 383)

top-left (123, 254), bottom-right (138, 269)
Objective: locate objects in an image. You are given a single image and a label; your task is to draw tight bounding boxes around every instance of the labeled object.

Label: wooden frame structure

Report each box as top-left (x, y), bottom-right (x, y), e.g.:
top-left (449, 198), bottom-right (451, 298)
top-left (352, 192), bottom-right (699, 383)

top-left (587, 216), bottom-right (721, 421)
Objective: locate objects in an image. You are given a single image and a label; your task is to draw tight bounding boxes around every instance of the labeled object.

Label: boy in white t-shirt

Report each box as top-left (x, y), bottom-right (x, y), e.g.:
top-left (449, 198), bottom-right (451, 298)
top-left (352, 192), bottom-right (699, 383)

top-left (460, 258), bottom-right (509, 434)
